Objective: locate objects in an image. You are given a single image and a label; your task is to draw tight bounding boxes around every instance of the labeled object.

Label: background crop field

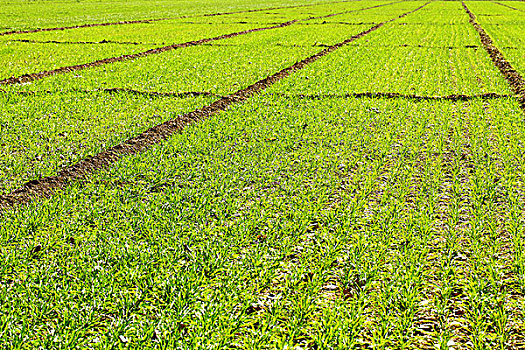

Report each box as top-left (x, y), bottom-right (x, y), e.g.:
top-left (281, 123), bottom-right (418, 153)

top-left (1, 0), bottom-right (525, 349)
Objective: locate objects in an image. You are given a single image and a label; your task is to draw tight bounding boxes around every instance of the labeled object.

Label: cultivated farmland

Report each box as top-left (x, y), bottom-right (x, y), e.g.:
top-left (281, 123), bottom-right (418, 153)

top-left (1, 0), bottom-right (525, 348)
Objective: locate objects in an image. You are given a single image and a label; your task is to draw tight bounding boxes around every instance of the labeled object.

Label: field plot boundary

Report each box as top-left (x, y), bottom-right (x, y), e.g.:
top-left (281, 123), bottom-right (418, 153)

top-left (273, 91), bottom-right (514, 101)
top-left (3, 89), bottom-right (512, 102)
top-left (1, 87), bottom-right (221, 98)
top-left (8, 38), bottom-right (156, 46)
top-left (0, 2), bottom-right (398, 86)
top-left (0, 20), bottom-right (297, 85)
top-left (463, 2), bottom-right (525, 111)
top-left (493, 1), bottom-right (525, 12)
top-left (0, 0), bottom-right (379, 36)
top-left (0, 2), bottom-right (430, 209)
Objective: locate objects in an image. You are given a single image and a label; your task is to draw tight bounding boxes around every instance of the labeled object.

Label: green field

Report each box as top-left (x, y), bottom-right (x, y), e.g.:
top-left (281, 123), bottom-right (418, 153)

top-left (1, 0), bottom-right (525, 348)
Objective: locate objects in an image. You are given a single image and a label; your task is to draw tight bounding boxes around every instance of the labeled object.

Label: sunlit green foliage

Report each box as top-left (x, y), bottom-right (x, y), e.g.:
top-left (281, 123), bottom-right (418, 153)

top-left (1, 1), bottom-right (524, 349)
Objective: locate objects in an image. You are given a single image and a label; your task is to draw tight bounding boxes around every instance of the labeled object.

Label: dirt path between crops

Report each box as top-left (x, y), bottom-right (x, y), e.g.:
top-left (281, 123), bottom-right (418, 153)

top-left (0, 2), bottom-right (399, 86)
top-left (0, 2), bottom-right (430, 209)
top-left (0, 0), bottom-right (354, 36)
top-left (463, 2), bottom-right (525, 112)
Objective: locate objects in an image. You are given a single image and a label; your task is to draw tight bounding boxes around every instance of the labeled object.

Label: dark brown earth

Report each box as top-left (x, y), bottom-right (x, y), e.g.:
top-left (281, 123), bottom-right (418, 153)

top-left (274, 92), bottom-right (513, 101)
top-left (0, 2), bottom-right (430, 209)
top-left (463, 2), bottom-right (525, 112)
top-left (10, 38), bottom-right (156, 45)
top-left (1, 88), bottom-right (221, 98)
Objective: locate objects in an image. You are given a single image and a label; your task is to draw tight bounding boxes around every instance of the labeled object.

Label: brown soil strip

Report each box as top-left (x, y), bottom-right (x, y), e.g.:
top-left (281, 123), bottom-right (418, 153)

top-left (5, 90), bottom-right (509, 103)
top-left (307, 1), bottom-right (401, 21)
top-left (0, 2), bottom-right (399, 86)
top-left (398, 44), bottom-right (479, 49)
top-left (396, 22), bottom-right (464, 25)
top-left (352, 43), bottom-right (480, 49)
top-left (273, 92), bottom-right (513, 101)
top-left (299, 21), bottom-right (378, 25)
top-left (463, 2), bottom-right (525, 111)
top-left (0, 2), bottom-right (430, 209)
top-left (9, 38), bottom-right (157, 45)
top-left (1, 87), bottom-right (222, 98)
top-left (0, 19), bottom-right (165, 36)
top-left (0, 20), bottom-right (297, 85)
top-left (0, 0), bottom-right (368, 37)
top-left (493, 1), bottom-right (525, 12)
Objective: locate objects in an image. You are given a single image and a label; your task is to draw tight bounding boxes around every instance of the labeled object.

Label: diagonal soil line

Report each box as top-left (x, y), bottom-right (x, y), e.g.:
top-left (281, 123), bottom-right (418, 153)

top-left (0, 0), bottom-right (380, 36)
top-left (0, 18), bottom-right (167, 36)
top-left (272, 92), bottom-right (513, 101)
top-left (0, 2), bottom-right (430, 209)
top-left (463, 2), bottom-right (525, 112)
top-left (493, 1), bottom-right (525, 12)
top-left (0, 2), bottom-right (400, 86)
top-left (0, 20), bottom-right (296, 85)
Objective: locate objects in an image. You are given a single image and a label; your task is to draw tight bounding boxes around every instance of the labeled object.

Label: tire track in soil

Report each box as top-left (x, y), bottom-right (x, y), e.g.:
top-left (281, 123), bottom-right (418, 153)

top-left (463, 2), bottom-right (525, 113)
top-left (0, 0), bottom-right (359, 36)
top-left (0, 1), bottom-right (399, 86)
top-left (0, 2), bottom-right (431, 209)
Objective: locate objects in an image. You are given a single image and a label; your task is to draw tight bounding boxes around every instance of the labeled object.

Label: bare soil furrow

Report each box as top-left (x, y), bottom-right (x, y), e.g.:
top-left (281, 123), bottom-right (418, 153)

top-left (273, 92), bottom-right (513, 101)
top-left (0, 20), bottom-right (297, 85)
top-left (0, 87), bottom-right (221, 98)
top-left (0, 2), bottom-right (399, 86)
top-left (493, 1), bottom-right (525, 12)
top-left (306, 1), bottom-right (401, 21)
top-left (299, 21), bottom-right (378, 26)
top-left (8, 38), bottom-right (157, 45)
top-left (0, 18), bottom-right (166, 36)
top-left (0, 2), bottom-right (430, 209)
top-left (4, 90), bottom-right (510, 102)
top-left (463, 2), bottom-right (525, 112)
top-left (349, 43), bottom-right (480, 49)
top-left (0, 0), bottom-right (388, 36)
